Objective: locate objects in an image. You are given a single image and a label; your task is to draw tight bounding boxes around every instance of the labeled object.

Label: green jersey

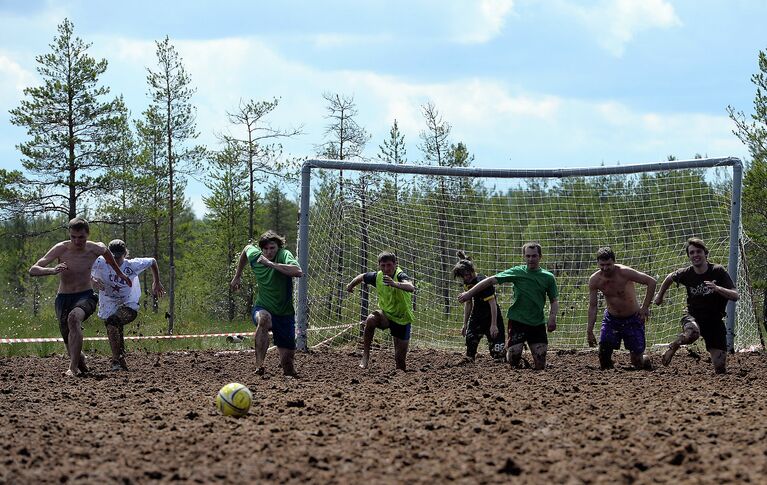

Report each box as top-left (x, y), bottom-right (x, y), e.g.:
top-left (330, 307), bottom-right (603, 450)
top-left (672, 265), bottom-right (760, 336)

top-left (246, 245), bottom-right (299, 316)
top-left (494, 264), bottom-right (558, 326)
top-left (367, 267), bottom-right (414, 325)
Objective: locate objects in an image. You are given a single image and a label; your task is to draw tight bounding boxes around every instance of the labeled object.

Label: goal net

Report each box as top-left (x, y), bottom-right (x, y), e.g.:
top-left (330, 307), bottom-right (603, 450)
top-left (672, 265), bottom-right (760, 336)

top-left (296, 158), bottom-right (762, 353)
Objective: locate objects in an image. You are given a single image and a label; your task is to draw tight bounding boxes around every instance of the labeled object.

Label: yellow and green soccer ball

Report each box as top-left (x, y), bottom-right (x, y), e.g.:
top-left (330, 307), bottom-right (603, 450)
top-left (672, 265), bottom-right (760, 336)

top-left (215, 383), bottom-right (253, 417)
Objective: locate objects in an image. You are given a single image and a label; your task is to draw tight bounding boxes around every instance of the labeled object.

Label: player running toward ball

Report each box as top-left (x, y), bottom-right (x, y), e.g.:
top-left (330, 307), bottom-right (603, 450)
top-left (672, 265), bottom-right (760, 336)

top-left (453, 251), bottom-right (505, 362)
top-left (586, 247), bottom-right (656, 370)
top-left (91, 240), bottom-right (164, 371)
top-left (347, 251), bottom-right (415, 371)
top-left (654, 238), bottom-right (739, 374)
top-left (231, 230), bottom-right (303, 377)
top-left (459, 242), bottom-right (558, 370)
top-left (29, 217), bottom-right (131, 377)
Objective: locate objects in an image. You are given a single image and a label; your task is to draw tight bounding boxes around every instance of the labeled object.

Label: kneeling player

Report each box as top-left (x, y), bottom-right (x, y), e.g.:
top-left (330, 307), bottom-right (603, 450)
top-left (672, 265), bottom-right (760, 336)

top-left (91, 240), bottom-right (164, 371)
top-left (459, 243), bottom-right (558, 370)
top-left (654, 238), bottom-right (738, 374)
top-left (453, 251), bottom-right (505, 362)
top-left (586, 247), bottom-right (656, 370)
top-left (231, 231), bottom-right (303, 377)
top-left (347, 251), bottom-right (415, 371)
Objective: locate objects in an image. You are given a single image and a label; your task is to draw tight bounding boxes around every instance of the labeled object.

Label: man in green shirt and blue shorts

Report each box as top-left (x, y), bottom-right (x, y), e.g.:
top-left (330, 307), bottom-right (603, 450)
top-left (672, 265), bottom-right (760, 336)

top-left (347, 251), bottom-right (415, 371)
top-left (459, 242), bottom-right (559, 370)
top-left (231, 230), bottom-right (303, 377)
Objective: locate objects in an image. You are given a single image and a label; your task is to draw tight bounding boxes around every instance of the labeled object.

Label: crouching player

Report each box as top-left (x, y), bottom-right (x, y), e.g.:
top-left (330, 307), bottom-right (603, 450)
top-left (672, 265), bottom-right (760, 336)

top-left (91, 240), bottom-right (164, 371)
top-left (231, 231), bottom-right (303, 377)
top-left (347, 251), bottom-right (415, 371)
top-left (454, 251), bottom-right (505, 362)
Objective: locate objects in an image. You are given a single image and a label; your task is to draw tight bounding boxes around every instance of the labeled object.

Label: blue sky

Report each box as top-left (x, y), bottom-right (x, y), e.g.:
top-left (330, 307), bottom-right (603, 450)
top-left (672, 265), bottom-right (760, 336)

top-left (1, 0), bottom-right (765, 216)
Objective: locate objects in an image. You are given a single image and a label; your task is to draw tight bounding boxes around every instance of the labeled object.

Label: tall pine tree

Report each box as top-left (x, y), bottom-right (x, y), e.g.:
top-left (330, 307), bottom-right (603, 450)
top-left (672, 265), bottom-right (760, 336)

top-left (9, 18), bottom-right (130, 220)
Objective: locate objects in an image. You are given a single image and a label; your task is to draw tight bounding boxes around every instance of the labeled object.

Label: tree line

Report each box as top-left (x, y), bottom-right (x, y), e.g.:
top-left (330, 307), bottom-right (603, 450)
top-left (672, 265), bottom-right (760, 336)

top-left (0, 19), bottom-right (765, 338)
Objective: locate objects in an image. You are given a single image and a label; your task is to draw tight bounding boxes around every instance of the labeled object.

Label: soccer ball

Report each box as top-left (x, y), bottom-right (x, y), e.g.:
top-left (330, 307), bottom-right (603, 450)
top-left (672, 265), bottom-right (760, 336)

top-left (215, 383), bottom-right (253, 417)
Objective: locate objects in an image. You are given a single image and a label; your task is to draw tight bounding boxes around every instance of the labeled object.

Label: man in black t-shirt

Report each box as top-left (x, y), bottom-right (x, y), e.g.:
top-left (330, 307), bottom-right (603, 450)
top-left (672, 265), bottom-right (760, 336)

top-left (654, 238), bottom-right (739, 373)
top-left (453, 253), bottom-right (505, 362)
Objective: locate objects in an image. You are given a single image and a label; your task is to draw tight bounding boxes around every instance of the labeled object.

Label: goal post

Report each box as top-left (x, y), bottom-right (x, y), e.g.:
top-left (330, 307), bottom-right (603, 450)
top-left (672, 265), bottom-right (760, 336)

top-left (295, 157), bottom-right (758, 353)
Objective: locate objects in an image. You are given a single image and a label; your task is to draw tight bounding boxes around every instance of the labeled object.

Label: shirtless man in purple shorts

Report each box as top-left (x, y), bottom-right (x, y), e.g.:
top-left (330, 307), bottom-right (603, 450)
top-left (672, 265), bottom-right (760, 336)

top-left (586, 247), bottom-right (657, 370)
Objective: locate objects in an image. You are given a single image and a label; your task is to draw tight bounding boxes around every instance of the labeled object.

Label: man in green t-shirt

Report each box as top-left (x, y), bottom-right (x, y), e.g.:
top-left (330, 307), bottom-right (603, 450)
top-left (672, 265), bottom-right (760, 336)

top-left (458, 242), bottom-right (559, 370)
top-left (346, 251), bottom-right (415, 371)
top-left (231, 230), bottom-right (303, 377)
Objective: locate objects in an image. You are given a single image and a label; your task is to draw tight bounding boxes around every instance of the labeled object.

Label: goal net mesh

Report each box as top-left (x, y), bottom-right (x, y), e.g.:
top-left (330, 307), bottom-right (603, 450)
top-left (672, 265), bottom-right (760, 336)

top-left (300, 162), bottom-right (761, 353)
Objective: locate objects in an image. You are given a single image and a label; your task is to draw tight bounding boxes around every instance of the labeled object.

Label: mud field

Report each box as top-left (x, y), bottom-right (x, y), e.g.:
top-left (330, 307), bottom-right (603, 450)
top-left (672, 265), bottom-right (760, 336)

top-left (1, 347), bottom-right (766, 484)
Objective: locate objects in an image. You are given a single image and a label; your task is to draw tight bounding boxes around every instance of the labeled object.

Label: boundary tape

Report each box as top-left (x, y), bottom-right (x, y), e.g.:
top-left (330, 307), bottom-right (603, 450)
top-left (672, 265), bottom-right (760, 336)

top-left (0, 322), bottom-right (361, 345)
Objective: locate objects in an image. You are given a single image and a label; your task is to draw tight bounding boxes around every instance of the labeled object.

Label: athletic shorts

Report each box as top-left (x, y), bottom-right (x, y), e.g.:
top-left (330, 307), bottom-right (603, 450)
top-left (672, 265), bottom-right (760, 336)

top-left (253, 306), bottom-right (296, 350)
top-left (508, 320), bottom-right (548, 347)
top-left (600, 310), bottom-right (646, 354)
top-left (684, 313), bottom-right (726, 351)
top-left (466, 315), bottom-right (505, 358)
top-left (372, 310), bottom-right (412, 341)
top-left (105, 306), bottom-right (138, 327)
top-left (388, 322), bottom-right (412, 341)
top-left (55, 289), bottom-right (98, 344)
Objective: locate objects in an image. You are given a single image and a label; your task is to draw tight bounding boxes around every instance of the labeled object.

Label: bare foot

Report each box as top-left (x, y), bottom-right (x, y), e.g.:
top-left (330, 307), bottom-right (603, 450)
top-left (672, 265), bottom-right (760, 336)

top-left (63, 369), bottom-right (81, 377)
top-left (662, 345), bottom-right (678, 366)
top-left (78, 354), bottom-right (89, 374)
top-left (660, 342), bottom-right (679, 365)
top-left (642, 356), bottom-right (653, 371)
top-left (359, 354), bottom-right (370, 369)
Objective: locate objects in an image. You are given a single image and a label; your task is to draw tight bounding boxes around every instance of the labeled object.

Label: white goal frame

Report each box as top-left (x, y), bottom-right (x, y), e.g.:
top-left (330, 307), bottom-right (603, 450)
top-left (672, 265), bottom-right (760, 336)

top-left (295, 157), bottom-right (744, 352)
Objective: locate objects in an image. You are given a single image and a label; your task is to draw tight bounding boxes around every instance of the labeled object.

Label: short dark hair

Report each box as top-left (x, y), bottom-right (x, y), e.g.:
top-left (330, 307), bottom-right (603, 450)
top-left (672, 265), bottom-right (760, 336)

top-left (108, 239), bottom-right (129, 257)
top-left (685, 237), bottom-right (709, 256)
top-left (377, 251), bottom-right (397, 264)
top-left (258, 230), bottom-right (286, 249)
top-left (68, 217), bottom-right (90, 234)
top-left (597, 247), bottom-right (615, 261)
top-left (453, 250), bottom-right (475, 278)
top-left (522, 242), bottom-right (542, 257)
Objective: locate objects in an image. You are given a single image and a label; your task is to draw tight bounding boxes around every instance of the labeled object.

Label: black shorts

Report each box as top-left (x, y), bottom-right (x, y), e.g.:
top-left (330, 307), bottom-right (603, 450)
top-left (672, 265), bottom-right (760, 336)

top-left (508, 320), bottom-right (548, 346)
top-left (466, 315), bottom-right (505, 358)
top-left (54, 289), bottom-right (98, 344)
top-left (686, 313), bottom-right (726, 351)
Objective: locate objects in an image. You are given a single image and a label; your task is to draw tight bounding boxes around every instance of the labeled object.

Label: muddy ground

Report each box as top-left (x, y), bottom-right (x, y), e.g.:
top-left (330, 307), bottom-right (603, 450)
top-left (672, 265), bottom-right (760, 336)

top-left (1, 346), bottom-right (766, 484)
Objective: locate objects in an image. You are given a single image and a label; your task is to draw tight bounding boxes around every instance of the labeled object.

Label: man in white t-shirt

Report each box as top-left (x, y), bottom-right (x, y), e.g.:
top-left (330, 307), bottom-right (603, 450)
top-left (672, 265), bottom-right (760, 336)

top-left (92, 240), bottom-right (164, 371)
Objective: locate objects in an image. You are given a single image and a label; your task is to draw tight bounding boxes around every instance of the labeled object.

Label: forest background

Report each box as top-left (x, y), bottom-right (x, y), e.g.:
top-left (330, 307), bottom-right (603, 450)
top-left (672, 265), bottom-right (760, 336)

top-left (1, 20), bottom-right (766, 354)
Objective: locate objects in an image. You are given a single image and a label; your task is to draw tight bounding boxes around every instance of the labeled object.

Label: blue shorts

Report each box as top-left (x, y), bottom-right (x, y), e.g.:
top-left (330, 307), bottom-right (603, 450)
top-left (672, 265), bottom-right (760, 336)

top-left (389, 322), bottom-right (412, 341)
top-left (252, 307), bottom-right (296, 350)
top-left (600, 310), bottom-right (645, 354)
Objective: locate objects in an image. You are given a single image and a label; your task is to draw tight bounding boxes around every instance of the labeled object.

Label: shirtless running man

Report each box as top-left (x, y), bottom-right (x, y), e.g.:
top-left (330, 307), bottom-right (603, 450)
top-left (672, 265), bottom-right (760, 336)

top-left (587, 247), bottom-right (657, 370)
top-left (29, 217), bottom-right (131, 377)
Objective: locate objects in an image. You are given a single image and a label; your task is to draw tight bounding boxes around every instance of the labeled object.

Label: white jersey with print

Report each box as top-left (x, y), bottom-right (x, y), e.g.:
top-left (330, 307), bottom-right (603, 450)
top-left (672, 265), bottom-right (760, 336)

top-left (92, 256), bottom-right (154, 319)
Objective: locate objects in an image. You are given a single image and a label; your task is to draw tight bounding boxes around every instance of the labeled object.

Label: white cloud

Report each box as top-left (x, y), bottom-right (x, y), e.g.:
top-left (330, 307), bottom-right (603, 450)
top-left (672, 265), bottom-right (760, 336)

top-left (45, 34), bottom-right (744, 213)
top-left (561, 0), bottom-right (681, 57)
top-left (0, 53), bottom-right (36, 94)
top-left (452, 0), bottom-right (516, 44)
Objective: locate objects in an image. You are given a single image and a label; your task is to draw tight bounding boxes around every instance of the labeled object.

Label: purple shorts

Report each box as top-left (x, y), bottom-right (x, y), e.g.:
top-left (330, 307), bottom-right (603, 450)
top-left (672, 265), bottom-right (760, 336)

top-left (600, 310), bottom-right (645, 354)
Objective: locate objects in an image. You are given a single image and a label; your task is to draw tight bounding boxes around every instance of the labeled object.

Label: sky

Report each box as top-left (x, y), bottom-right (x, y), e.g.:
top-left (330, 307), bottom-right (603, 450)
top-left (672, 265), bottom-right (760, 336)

top-left (0, 0), bottom-right (765, 217)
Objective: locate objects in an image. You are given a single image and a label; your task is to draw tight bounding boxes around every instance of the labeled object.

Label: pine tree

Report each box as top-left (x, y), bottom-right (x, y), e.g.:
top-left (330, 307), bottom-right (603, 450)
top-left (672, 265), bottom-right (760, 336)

top-left (9, 18), bottom-right (130, 220)
top-left (319, 93), bottom-right (371, 323)
top-left (146, 36), bottom-right (204, 333)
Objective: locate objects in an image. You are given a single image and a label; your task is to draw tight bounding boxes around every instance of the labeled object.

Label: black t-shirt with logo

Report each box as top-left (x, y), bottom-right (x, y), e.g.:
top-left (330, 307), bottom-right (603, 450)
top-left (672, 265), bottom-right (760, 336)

top-left (671, 263), bottom-right (734, 319)
top-left (464, 274), bottom-right (501, 323)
